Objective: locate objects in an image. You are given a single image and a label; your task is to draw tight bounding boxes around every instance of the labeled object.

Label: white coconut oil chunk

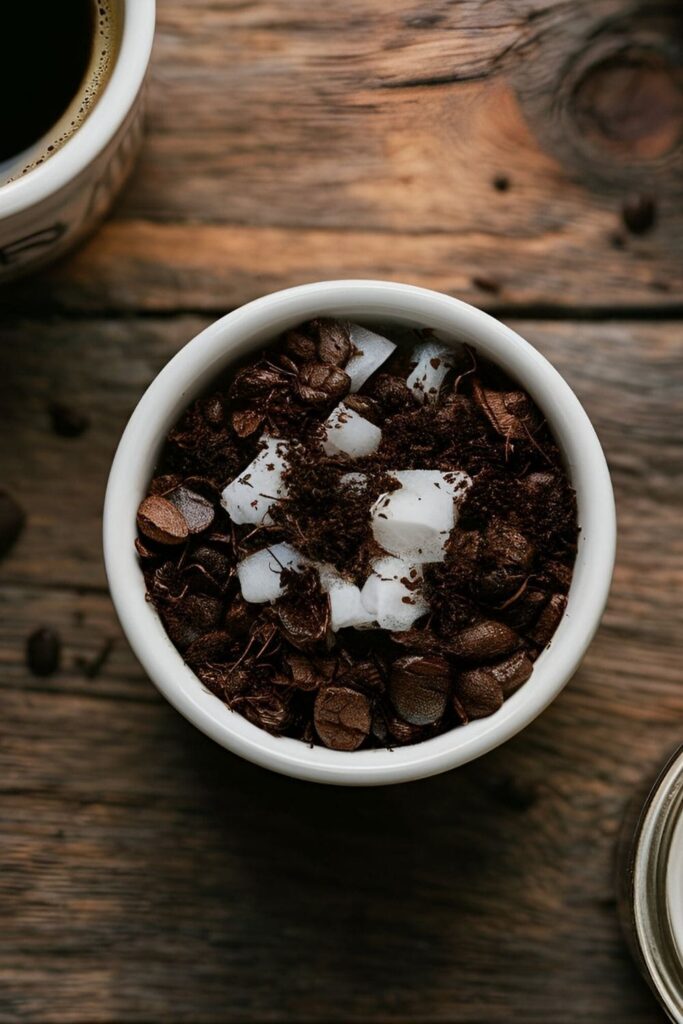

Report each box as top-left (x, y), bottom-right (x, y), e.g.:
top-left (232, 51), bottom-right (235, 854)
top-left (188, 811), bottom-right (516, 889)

top-left (220, 436), bottom-right (289, 525)
top-left (361, 557), bottom-right (428, 631)
top-left (317, 565), bottom-right (375, 631)
top-left (371, 469), bottom-right (472, 564)
top-left (407, 340), bottom-right (458, 404)
top-left (345, 323), bottom-right (396, 392)
top-left (322, 403), bottom-right (381, 458)
top-left (237, 544), bottom-right (306, 603)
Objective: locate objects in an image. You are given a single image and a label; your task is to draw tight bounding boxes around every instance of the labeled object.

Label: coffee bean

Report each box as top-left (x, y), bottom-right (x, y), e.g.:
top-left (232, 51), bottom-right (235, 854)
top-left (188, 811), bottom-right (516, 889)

top-left (229, 365), bottom-right (285, 402)
top-left (528, 593), bottom-right (566, 647)
top-left (622, 195), bottom-right (656, 235)
top-left (48, 401), bottom-right (89, 438)
top-left (284, 329), bottom-right (317, 363)
top-left (503, 588), bottom-right (548, 630)
top-left (309, 318), bottom-right (351, 366)
top-left (472, 381), bottom-right (539, 440)
top-left (0, 490), bottom-right (25, 559)
top-left (484, 516), bottom-right (534, 570)
top-left (284, 653), bottom-right (321, 691)
top-left (26, 627), bottom-right (61, 677)
top-left (137, 495), bottom-right (189, 546)
top-left (296, 363), bottom-right (350, 407)
top-left (231, 408), bottom-right (264, 438)
top-left (386, 713), bottom-right (428, 746)
top-left (184, 629), bottom-right (235, 667)
top-left (455, 670), bottom-right (503, 719)
top-left (389, 654), bottom-right (451, 725)
top-left (167, 486), bottom-right (215, 535)
top-left (236, 688), bottom-right (294, 735)
top-left (368, 373), bottom-right (414, 412)
top-left (546, 560), bottom-right (573, 590)
top-left (448, 619), bottom-right (520, 661)
top-left (314, 686), bottom-right (371, 750)
top-left (472, 274), bottom-right (501, 294)
top-left (344, 394), bottom-right (382, 425)
top-left (134, 537), bottom-right (160, 561)
top-left (459, 650), bottom-right (533, 704)
top-left (149, 474), bottom-right (183, 496)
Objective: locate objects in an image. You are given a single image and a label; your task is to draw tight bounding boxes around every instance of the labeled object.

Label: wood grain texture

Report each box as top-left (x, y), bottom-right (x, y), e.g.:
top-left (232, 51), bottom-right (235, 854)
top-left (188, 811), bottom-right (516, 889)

top-left (2, 0), bottom-right (682, 1019)
top-left (3, 0), bottom-right (682, 313)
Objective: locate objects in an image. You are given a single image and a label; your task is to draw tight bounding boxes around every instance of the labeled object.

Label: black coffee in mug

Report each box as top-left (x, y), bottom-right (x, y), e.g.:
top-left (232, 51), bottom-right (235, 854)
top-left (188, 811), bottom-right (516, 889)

top-left (1, 1), bottom-right (118, 179)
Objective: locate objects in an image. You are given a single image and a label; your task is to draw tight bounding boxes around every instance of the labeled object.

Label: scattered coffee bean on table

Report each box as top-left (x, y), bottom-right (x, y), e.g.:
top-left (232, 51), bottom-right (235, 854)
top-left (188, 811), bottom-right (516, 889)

top-left (136, 318), bottom-right (578, 750)
top-left (0, 490), bottom-right (25, 560)
top-left (26, 627), bottom-right (61, 677)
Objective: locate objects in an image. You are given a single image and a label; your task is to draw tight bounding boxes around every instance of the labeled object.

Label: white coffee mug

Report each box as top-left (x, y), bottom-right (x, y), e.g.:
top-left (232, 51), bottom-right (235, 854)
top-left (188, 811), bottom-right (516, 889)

top-left (0, 1), bottom-right (155, 281)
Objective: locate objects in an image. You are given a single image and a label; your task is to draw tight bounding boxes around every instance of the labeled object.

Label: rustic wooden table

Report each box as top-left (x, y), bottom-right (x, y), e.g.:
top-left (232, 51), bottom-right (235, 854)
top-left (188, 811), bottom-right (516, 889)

top-left (1, 1), bottom-right (682, 1021)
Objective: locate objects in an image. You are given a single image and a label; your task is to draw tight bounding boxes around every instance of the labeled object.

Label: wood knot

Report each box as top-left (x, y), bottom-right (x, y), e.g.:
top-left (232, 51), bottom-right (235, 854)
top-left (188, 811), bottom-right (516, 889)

top-left (572, 45), bottom-right (682, 160)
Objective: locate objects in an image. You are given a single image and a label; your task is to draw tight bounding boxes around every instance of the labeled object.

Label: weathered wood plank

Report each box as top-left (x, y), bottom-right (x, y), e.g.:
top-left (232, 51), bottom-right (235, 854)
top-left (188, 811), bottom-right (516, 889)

top-left (3, 0), bottom-right (681, 312)
top-left (7, 221), bottom-right (681, 314)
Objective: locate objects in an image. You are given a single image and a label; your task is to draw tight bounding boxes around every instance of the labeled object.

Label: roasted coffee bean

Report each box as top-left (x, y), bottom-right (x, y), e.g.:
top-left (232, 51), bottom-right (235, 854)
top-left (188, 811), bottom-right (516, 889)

top-left (161, 594), bottom-right (223, 652)
top-left (622, 195), bottom-right (656, 235)
top-left (391, 628), bottom-right (446, 656)
top-left (229, 365), bottom-right (284, 402)
top-left (167, 486), bottom-right (215, 535)
top-left (48, 401), bottom-right (89, 438)
top-left (344, 659), bottom-right (385, 694)
top-left (476, 565), bottom-right (525, 604)
top-left (184, 629), bottom-right (235, 667)
top-left (503, 588), bottom-right (548, 630)
top-left (546, 560), bottom-right (573, 590)
top-left (528, 593), bottom-right (566, 647)
top-left (448, 619), bottom-right (520, 661)
top-left (283, 328), bottom-right (317, 363)
top-left (223, 595), bottom-right (256, 637)
top-left (0, 490), bottom-right (25, 560)
top-left (196, 664), bottom-right (251, 700)
top-left (344, 394), bottom-right (382, 425)
top-left (368, 373), bottom-right (414, 412)
top-left (473, 381), bottom-right (539, 440)
top-left (231, 408), bottom-right (264, 438)
top-left (459, 649), bottom-right (533, 703)
top-left (149, 474), bottom-right (183, 496)
top-left (314, 685), bottom-right (371, 750)
top-left (389, 654), bottom-right (451, 725)
top-left (472, 274), bottom-right (501, 294)
top-left (283, 652), bottom-right (321, 691)
top-left (26, 627), bottom-right (61, 677)
top-left (484, 516), bottom-right (534, 570)
top-left (386, 713), bottom-right (428, 746)
top-left (455, 670), bottom-right (504, 719)
top-left (134, 537), bottom-right (160, 561)
top-left (236, 688), bottom-right (294, 735)
top-left (296, 363), bottom-right (350, 407)
top-left (309, 318), bottom-right (351, 366)
top-left (137, 495), bottom-right (189, 546)
top-left (189, 544), bottom-right (234, 586)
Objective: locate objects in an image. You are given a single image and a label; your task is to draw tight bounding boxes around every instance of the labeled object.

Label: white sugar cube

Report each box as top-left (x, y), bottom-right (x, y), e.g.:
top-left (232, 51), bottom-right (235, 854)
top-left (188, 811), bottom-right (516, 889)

top-left (371, 469), bottom-right (472, 564)
top-left (360, 557), bottom-right (428, 632)
top-left (237, 543), bottom-right (306, 603)
top-left (221, 436), bottom-right (289, 525)
top-left (345, 323), bottom-right (396, 392)
top-left (406, 341), bottom-right (457, 404)
top-left (322, 403), bottom-right (382, 458)
top-left (317, 564), bottom-right (376, 631)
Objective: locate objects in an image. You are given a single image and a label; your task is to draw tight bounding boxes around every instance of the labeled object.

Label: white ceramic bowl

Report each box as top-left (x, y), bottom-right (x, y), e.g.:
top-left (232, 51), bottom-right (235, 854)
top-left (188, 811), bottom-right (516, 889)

top-left (104, 280), bottom-right (616, 786)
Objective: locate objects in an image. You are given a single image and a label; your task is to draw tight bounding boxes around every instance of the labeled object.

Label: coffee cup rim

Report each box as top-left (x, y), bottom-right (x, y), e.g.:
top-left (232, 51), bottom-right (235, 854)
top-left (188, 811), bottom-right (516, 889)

top-left (104, 280), bottom-right (616, 786)
top-left (0, 0), bottom-right (155, 219)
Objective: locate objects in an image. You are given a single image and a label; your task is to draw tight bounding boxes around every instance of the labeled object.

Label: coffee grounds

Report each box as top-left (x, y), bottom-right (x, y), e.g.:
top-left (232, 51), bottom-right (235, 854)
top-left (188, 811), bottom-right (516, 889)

top-left (136, 320), bottom-right (578, 750)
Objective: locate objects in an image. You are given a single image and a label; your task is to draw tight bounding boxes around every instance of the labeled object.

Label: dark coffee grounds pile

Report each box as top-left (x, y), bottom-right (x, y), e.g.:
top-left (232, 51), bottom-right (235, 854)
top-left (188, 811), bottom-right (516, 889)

top-left (136, 318), bottom-right (578, 751)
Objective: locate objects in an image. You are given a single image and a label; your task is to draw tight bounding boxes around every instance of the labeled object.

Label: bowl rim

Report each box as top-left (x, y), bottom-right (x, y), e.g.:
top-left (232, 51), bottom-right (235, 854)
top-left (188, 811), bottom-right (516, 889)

top-left (103, 280), bottom-right (616, 786)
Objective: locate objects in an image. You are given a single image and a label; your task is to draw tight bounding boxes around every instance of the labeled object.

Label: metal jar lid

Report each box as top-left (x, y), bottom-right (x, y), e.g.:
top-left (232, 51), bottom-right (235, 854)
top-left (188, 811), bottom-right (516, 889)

top-left (619, 745), bottom-right (683, 1022)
